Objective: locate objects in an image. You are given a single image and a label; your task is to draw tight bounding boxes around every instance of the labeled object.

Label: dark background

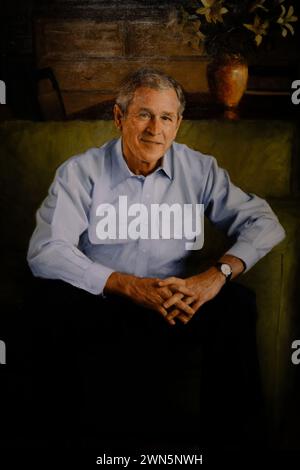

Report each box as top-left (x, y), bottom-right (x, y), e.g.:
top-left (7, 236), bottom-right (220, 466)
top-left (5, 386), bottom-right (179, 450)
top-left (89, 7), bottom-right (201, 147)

top-left (0, 0), bottom-right (300, 459)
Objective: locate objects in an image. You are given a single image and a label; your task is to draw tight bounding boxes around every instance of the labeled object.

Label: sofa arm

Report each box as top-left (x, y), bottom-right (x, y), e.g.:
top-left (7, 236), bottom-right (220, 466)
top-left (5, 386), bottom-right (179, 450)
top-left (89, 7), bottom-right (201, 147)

top-left (238, 198), bottom-right (300, 441)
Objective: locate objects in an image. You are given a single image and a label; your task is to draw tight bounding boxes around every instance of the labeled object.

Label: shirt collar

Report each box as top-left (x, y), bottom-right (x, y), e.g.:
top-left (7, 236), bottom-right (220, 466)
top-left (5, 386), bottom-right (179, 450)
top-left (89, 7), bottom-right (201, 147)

top-left (110, 137), bottom-right (173, 189)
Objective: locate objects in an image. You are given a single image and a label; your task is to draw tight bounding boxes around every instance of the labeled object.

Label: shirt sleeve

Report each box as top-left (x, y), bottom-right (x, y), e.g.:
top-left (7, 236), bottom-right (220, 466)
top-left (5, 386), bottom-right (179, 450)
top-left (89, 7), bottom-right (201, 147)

top-left (203, 156), bottom-right (286, 273)
top-left (27, 159), bottom-right (114, 295)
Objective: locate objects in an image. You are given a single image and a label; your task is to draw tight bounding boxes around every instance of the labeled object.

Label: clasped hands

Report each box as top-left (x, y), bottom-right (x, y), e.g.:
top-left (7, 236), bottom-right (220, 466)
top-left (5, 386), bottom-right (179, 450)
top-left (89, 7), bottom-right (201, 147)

top-left (104, 257), bottom-right (244, 325)
top-left (126, 267), bottom-right (226, 326)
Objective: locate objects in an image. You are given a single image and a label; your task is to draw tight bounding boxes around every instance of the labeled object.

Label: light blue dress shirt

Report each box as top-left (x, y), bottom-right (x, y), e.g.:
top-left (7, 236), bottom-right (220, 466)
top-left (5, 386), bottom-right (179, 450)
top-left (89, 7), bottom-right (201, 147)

top-left (27, 137), bottom-right (285, 295)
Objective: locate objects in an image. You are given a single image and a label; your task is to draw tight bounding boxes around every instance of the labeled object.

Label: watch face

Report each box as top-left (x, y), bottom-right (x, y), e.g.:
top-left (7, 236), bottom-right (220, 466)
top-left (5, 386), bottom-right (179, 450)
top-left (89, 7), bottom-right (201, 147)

top-left (221, 264), bottom-right (232, 277)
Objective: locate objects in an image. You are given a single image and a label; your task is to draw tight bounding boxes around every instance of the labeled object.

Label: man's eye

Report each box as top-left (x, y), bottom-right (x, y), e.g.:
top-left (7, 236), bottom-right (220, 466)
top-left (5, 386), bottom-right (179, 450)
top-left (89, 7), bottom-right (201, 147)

top-left (138, 112), bottom-right (151, 119)
top-left (162, 115), bottom-right (173, 122)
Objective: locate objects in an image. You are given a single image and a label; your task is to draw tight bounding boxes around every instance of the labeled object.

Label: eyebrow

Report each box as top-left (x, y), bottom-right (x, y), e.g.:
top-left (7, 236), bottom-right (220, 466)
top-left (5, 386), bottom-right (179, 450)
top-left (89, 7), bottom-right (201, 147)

top-left (138, 107), bottom-right (177, 117)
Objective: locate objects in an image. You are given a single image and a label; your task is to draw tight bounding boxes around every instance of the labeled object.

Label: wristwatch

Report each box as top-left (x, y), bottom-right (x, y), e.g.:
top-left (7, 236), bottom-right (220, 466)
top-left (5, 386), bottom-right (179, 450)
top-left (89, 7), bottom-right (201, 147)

top-left (214, 262), bottom-right (232, 282)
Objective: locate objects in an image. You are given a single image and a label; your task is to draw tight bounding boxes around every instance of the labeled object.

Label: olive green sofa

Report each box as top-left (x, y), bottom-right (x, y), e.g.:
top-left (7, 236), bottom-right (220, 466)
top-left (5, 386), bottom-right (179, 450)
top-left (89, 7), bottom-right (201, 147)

top-left (1, 119), bottom-right (299, 446)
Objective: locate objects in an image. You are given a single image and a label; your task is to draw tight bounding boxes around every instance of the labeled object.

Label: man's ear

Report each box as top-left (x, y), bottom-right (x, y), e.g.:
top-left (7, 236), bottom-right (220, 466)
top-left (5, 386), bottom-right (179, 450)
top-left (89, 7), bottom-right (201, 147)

top-left (114, 104), bottom-right (124, 131)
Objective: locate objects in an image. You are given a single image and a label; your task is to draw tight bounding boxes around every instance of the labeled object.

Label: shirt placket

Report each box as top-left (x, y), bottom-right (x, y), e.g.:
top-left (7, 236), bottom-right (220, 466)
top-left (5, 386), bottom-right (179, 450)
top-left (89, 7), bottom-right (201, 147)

top-left (134, 174), bottom-right (154, 277)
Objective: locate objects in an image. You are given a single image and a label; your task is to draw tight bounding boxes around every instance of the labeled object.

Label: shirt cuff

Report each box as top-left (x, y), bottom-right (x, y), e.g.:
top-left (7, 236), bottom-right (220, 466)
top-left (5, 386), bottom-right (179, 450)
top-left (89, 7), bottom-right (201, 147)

top-left (82, 262), bottom-right (115, 295)
top-left (224, 240), bottom-right (261, 274)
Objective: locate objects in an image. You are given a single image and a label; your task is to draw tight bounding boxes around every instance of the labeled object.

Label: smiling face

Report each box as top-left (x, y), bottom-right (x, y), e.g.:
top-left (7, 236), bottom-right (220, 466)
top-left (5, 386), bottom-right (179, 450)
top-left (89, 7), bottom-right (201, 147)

top-left (114, 86), bottom-right (182, 175)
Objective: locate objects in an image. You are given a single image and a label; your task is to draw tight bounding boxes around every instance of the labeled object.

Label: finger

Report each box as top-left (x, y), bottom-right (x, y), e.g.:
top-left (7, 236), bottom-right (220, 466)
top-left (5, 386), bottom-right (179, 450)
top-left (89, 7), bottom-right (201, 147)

top-left (163, 294), bottom-right (195, 315)
top-left (177, 285), bottom-right (195, 297)
top-left (165, 306), bottom-right (193, 324)
top-left (177, 312), bottom-right (192, 324)
top-left (174, 299), bottom-right (195, 315)
top-left (165, 308), bottom-right (181, 321)
top-left (167, 285), bottom-right (195, 297)
top-left (157, 305), bottom-right (176, 326)
top-left (157, 305), bottom-right (168, 317)
top-left (165, 305), bottom-right (194, 322)
top-left (183, 296), bottom-right (196, 305)
top-left (158, 277), bottom-right (183, 287)
top-left (160, 288), bottom-right (184, 301)
top-left (163, 292), bottom-right (188, 309)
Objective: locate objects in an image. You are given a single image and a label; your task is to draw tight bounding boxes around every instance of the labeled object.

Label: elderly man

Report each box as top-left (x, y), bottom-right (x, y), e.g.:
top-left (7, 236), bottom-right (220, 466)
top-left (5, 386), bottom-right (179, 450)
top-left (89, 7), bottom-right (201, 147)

top-left (27, 68), bottom-right (285, 448)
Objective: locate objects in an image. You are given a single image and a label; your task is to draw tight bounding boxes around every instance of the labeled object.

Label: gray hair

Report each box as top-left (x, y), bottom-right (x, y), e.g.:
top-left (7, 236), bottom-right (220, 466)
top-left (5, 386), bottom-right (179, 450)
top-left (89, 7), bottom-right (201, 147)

top-left (115, 67), bottom-right (186, 117)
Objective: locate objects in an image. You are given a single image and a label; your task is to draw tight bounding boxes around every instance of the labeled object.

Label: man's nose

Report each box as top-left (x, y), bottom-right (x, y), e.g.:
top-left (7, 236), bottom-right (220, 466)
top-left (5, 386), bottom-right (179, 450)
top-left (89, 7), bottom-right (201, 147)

top-left (146, 116), bottom-right (162, 135)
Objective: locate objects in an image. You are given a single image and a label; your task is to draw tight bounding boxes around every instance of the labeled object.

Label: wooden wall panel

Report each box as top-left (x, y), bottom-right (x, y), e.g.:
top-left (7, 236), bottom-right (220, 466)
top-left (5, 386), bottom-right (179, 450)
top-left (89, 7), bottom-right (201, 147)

top-left (35, 19), bottom-right (126, 60)
top-left (127, 22), bottom-right (203, 57)
top-left (34, 3), bottom-right (209, 116)
top-left (42, 59), bottom-right (209, 94)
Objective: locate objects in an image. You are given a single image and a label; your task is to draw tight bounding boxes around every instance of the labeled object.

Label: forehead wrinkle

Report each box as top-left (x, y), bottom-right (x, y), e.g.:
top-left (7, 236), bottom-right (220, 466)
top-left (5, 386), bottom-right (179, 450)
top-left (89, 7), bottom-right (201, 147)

top-left (139, 107), bottom-right (175, 114)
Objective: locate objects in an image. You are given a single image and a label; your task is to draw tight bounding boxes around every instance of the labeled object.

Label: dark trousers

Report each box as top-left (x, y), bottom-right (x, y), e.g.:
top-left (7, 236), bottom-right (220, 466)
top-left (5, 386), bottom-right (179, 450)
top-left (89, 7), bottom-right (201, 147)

top-left (15, 277), bottom-right (265, 449)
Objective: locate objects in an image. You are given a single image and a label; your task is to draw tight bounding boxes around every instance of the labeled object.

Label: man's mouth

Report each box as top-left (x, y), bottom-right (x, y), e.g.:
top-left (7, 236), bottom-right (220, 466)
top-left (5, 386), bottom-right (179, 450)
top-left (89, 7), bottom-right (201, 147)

top-left (140, 139), bottom-right (163, 145)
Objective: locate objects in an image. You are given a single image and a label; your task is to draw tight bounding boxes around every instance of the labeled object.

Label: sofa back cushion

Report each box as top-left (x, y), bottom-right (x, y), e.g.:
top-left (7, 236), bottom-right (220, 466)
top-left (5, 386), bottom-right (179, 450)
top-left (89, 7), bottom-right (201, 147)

top-left (177, 120), bottom-right (298, 199)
